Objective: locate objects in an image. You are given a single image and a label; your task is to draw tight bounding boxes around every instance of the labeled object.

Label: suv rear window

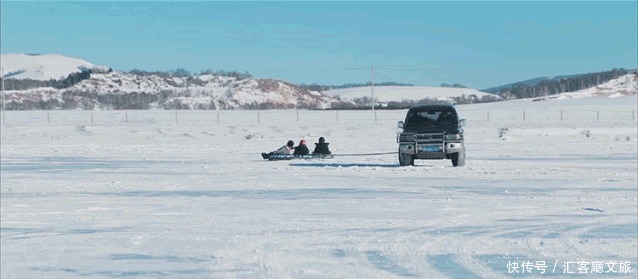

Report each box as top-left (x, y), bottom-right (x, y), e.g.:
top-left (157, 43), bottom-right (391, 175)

top-left (405, 110), bottom-right (458, 127)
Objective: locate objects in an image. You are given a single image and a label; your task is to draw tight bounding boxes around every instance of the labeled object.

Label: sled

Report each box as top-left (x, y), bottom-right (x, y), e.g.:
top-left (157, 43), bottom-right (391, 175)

top-left (261, 153), bottom-right (334, 161)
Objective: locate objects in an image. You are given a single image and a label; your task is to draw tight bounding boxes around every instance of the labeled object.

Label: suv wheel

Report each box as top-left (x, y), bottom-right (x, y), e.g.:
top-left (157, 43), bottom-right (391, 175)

top-left (399, 152), bottom-right (414, 166)
top-left (451, 145), bottom-right (465, 167)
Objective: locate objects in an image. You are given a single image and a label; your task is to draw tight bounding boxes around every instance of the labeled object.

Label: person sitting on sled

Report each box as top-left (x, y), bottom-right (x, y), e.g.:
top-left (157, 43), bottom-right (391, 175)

top-left (313, 137), bottom-right (331, 155)
top-left (293, 139), bottom-right (310, 156)
top-left (262, 140), bottom-right (295, 159)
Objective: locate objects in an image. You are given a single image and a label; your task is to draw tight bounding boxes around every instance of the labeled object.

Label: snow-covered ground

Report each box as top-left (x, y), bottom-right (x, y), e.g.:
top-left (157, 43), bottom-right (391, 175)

top-left (1, 96), bottom-right (637, 278)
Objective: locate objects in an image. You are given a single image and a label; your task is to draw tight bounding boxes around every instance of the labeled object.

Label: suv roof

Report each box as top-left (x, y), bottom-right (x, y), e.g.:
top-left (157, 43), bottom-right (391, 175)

top-left (408, 104), bottom-right (456, 112)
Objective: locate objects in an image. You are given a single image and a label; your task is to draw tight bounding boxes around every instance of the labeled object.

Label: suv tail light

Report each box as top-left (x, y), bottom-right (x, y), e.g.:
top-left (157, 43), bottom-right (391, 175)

top-left (399, 133), bottom-right (416, 142)
top-left (445, 133), bottom-right (462, 140)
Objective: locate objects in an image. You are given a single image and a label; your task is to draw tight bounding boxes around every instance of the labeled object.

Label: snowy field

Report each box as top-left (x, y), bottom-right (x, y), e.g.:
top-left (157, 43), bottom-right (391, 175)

top-left (1, 96), bottom-right (637, 278)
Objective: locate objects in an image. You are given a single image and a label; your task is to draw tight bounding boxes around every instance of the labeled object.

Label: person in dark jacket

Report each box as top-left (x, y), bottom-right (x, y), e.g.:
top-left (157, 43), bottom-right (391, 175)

top-left (293, 139), bottom-right (310, 156)
top-left (313, 137), bottom-right (331, 155)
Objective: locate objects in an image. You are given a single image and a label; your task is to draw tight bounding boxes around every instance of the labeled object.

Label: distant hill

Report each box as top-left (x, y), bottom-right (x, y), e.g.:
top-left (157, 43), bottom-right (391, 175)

top-left (2, 53), bottom-right (634, 110)
top-left (522, 73), bottom-right (637, 102)
top-left (440, 83), bottom-right (468, 88)
top-left (1, 53), bottom-right (503, 110)
top-left (3, 71), bottom-right (343, 110)
top-left (482, 69), bottom-right (634, 96)
top-left (482, 77), bottom-right (549, 93)
top-left (323, 86), bottom-right (500, 109)
top-left (2, 53), bottom-right (110, 80)
top-left (1, 54), bottom-right (343, 110)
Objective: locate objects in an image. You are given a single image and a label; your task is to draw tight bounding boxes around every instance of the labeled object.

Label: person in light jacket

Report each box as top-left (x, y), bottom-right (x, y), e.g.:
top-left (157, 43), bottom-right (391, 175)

top-left (262, 140), bottom-right (295, 159)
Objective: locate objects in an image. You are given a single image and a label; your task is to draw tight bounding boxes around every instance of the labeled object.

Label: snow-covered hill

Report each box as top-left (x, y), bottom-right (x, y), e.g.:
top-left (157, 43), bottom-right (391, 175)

top-left (323, 86), bottom-right (499, 103)
top-left (3, 71), bottom-right (339, 110)
top-left (1, 53), bottom-right (341, 110)
top-left (1, 54), bottom-right (109, 80)
top-left (2, 54), bottom-right (636, 110)
top-left (70, 71), bottom-right (336, 109)
top-left (525, 73), bottom-right (638, 102)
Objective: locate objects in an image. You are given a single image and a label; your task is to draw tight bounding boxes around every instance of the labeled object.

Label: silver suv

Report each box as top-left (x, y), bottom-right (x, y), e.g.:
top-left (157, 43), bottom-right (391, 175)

top-left (396, 105), bottom-right (466, 166)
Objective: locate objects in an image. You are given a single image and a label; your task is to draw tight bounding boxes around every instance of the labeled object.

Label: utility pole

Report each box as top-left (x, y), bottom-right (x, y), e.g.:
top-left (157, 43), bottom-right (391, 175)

top-left (371, 65), bottom-right (375, 115)
top-left (1, 67), bottom-right (5, 112)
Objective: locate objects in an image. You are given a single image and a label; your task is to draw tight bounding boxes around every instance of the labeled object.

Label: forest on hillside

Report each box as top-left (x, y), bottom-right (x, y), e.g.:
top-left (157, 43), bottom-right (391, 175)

top-left (493, 68), bottom-right (635, 99)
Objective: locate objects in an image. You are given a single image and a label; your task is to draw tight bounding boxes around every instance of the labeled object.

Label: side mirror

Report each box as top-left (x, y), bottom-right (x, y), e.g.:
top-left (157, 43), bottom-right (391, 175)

top-left (458, 119), bottom-right (466, 127)
top-left (397, 121), bottom-right (404, 129)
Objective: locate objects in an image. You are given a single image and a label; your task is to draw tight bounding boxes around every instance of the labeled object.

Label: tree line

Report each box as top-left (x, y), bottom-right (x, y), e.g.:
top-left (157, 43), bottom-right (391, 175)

top-left (328, 94), bottom-right (501, 110)
top-left (495, 68), bottom-right (635, 99)
top-left (3, 69), bottom-right (104, 91)
top-left (299, 81), bottom-right (414, 92)
top-left (127, 68), bottom-right (252, 80)
top-left (3, 68), bottom-right (252, 91)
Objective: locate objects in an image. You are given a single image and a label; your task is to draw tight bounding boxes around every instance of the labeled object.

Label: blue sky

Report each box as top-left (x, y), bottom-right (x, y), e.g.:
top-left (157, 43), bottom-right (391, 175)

top-left (2, 1), bottom-right (636, 89)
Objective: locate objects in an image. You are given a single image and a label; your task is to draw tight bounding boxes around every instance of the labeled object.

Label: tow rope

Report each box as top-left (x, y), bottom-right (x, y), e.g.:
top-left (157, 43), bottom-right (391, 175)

top-left (332, 152), bottom-right (396, 157)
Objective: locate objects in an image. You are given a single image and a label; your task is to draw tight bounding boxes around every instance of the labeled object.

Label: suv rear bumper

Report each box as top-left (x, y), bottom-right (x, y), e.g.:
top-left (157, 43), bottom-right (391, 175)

top-left (398, 141), bottom-right (463, 157)
top-left (398, 132), bottom-right (464, 159)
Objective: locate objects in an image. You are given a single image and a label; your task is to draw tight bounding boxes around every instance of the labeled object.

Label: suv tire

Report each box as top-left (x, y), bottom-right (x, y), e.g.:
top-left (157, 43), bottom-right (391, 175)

top-left (399, 153), bottom-right (414, 166)
top-left (451, 145), bottom-right (465, 167)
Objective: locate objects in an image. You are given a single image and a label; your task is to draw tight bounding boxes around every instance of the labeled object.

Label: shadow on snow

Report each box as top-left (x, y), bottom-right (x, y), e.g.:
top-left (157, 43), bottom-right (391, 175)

top-left (288, 163), bottom-right (400, 168)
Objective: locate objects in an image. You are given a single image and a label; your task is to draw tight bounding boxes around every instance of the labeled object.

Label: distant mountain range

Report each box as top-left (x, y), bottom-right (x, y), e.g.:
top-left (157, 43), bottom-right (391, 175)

top-left (1, 53), bottom-right (635, 110)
